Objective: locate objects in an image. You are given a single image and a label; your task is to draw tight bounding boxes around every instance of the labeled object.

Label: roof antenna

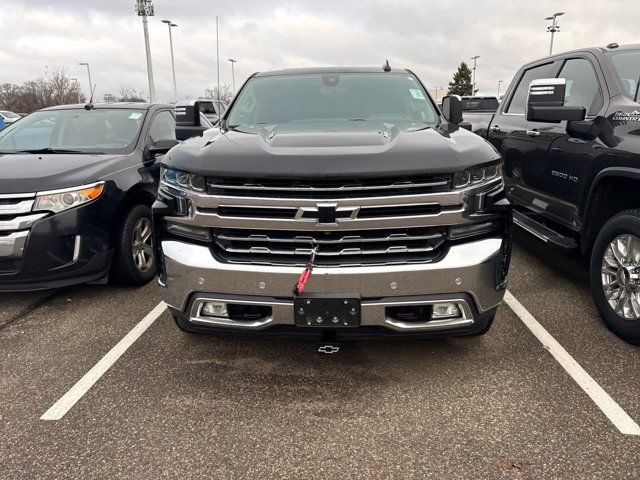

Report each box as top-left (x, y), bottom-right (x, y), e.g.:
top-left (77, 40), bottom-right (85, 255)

top-left (382, 59), bottom-right (391, 72)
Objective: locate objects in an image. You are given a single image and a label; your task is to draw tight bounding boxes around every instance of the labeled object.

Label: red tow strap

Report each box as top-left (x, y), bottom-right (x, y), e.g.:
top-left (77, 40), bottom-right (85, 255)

top-left (293, 248), bottom-right (317, 296)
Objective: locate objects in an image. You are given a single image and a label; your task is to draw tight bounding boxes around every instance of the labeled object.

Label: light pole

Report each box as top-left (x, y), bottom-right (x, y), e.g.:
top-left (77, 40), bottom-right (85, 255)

top-left (228, 58), bottom-right (237, 93)
top-left (136, 0), bottom-right (156, 103)
top-left (497, 80), bottom-right (503, 99)
top-left (471, 56), bottom-right (480, 95)
top-left (162, 19), bottom-right (178, 98)
top-left (546, 12), bottom-right (564, 55)
top-left (78, 62), bottom-right (93, 100)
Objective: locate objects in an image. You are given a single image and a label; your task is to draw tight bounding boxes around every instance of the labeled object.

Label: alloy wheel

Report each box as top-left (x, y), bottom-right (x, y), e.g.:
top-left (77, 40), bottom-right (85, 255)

top-left (601, 234), bottom-right (640, 320)
top-left (132, 217), bottom-right (154, 273)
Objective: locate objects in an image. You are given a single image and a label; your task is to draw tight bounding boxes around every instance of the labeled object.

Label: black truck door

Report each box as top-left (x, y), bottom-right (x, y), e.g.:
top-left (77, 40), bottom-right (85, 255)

top-left (490, 61), bottom-right (556, 208)
top-left (540, 56), bottom-right (607, 229)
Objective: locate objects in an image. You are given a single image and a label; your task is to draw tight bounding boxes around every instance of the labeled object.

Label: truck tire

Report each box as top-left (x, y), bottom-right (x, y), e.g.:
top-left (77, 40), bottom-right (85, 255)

top-left (590, 209), bottom-right (640, 345)
top-left (111, 204), bottom-right (156, 286)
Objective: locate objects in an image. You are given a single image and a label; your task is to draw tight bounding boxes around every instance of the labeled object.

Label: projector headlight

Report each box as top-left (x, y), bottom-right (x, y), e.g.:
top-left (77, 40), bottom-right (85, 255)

top-left (33, 182), bottom-right (105, 213)
top-left (161, 167), bottom-right (205, 191)
top-left (453, 163), bottom-right (502, 188)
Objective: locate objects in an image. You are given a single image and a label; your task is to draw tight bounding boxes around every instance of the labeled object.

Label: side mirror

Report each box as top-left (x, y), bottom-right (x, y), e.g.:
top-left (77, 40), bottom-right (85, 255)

top-left (526, 78), bottom-right (586, 123)
top-left (442, 95), bottom-right (463, 125)
top-left (147, 139), bottom-right (179, 158)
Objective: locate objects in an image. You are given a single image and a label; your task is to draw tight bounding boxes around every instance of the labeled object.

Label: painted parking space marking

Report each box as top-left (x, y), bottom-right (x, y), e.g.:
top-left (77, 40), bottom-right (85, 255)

top-left (504, 290), bottom-right (640, 436)
top-left (40, 301), bottom-right (166, 421)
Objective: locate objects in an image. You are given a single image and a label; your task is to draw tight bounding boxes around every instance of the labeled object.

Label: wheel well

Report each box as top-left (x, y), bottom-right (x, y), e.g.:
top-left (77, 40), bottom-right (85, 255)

top-left (110, 187), bottom-right (156, 249)
top-left (583, 176), bottom-right (640, 254)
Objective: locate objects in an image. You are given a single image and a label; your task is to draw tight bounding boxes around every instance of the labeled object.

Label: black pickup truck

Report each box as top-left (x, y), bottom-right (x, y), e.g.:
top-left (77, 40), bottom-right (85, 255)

top-left (477, 43), bottom-right (640, 344)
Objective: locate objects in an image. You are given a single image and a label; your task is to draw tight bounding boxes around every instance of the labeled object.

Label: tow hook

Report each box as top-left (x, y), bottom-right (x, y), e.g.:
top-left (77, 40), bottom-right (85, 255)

top-left (317, 344), bottom-right (340, 354)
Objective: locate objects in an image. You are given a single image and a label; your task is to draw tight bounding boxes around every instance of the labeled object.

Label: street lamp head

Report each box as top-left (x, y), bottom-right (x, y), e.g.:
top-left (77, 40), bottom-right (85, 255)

top-left (545, 16), bottom-right (554, 20)
top-left (135, 0), bottom-right (154, 17)
top-left (228, 58), bottom-right (237, 63)
top-left (161, 19), bottom-right (171, 24)
top-left (170, 23), bottom-right (177, 27)
top-left (554, 12), bottom-right (565, 17)
top-left (79, 62), bottom-right (88, 66)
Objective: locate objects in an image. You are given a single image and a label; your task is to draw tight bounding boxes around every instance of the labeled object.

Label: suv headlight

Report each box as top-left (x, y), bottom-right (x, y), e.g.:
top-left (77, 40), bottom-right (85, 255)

top-left (453, 163), bottom-right (502, 188)
top-left (33, 182), bottom-right (105, 213)
top-left (161, 167), bottom-right (205, 191)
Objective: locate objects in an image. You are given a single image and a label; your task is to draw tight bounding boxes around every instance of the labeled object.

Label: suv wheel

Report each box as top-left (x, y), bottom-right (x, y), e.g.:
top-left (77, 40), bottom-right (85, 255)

top-left (590, 209), bottom-right (640, 344)
top-left (111, 204), bottom-right (156, 286)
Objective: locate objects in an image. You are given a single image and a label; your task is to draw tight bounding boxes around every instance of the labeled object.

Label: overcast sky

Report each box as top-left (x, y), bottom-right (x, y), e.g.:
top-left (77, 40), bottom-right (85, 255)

top-left (1, 0), bottom-right (638, 103)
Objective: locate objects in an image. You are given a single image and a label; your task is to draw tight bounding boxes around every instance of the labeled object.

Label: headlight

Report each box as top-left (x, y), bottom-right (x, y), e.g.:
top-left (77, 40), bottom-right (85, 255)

top-left (33, 182), bottom-right (104, 213)
top-left (161, 167), bottom-right (205, 191)
top-left (453, 163), bottom-right (502, 188)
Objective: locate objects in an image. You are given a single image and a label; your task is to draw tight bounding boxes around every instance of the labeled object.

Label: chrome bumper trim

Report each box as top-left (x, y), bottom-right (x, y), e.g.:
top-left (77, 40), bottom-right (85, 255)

top-left (159, 237), bottom-right (505, 315)
top-left (0, 231), bottom-right (29, 258)
top-left (0, 213), bottom-right (47, 231)
top-left (184, 295), bottom-right (476, 332)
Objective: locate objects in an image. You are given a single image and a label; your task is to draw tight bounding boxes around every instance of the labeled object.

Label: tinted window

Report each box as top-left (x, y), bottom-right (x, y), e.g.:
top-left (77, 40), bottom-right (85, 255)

top-left (148, 111), bottom-right (176, 143)
top-left (506, 63), bottom-right (555, 114)
top-left (558, 58), bottom-right (602, 116)
top-left (607, 50), bottom-right (640, 99)
top-left (462, 98), bottom-right (499, 111)
top-left (227, 72), bottom-right (438, 133)
top-left (0, 109), bottom-right (146, 153)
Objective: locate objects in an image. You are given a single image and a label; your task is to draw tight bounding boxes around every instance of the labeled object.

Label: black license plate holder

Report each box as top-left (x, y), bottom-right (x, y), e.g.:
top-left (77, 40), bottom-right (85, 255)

top-left (294, 293), bottom-right (361, 327)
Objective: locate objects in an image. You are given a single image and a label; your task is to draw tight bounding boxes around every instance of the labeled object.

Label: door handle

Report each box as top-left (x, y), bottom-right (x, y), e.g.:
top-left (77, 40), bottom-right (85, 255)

top-left (490, 125), bottom-right (501, 133)
top-left (526, 129), bottom-right (540, 138)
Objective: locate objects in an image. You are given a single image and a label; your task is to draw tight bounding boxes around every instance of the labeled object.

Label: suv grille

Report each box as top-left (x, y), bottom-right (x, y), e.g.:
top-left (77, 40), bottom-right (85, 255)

top-left (211, 227), bottom-right (448, 266)
top-left (206, 174), bottom-right (452, 199)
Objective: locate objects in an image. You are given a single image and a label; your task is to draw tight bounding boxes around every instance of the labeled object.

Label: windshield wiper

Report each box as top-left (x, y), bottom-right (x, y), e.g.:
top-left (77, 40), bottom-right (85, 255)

top-left (14, 147), bottom-right (98, 154)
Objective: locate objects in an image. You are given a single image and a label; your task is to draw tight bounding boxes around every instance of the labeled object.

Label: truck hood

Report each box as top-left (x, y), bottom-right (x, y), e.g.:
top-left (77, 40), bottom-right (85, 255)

top-left (163, 121), bottom-right (500, 178)
top-left (0, 153), bottom-right (126, 193)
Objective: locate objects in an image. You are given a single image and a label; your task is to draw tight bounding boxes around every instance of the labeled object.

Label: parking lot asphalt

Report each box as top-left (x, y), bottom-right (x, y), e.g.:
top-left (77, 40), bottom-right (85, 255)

top-left (1, 233), bottom-right (639, 479)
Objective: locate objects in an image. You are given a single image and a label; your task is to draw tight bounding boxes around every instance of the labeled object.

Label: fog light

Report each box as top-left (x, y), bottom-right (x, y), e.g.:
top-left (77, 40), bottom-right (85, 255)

top-left (201, 301), bottom-right (228, 318)
top-left (432, 302), bottom-right (461, 319)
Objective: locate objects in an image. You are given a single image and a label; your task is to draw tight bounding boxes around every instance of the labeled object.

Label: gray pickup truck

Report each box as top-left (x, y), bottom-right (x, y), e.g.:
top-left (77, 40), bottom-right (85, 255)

top-left (153, 66), bottom-right (512, 340)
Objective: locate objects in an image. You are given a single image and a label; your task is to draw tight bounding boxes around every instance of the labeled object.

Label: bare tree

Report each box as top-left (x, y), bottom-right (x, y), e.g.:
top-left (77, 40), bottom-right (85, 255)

top-left (118, 87), bottom-right (146, 102)
top-left (0, 68), bottom-right (85, 113)
top-left (205, 84), bottom-right (233, 104)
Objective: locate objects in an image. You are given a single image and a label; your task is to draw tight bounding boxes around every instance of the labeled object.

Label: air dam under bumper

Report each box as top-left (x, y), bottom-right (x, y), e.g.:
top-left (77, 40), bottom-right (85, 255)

top-left (159, 236), bottom-right (506, 337)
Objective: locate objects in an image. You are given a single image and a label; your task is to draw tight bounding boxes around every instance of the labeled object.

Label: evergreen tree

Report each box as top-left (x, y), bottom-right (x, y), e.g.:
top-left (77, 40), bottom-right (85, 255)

top-left (447, 62), bottom-right (474, 96)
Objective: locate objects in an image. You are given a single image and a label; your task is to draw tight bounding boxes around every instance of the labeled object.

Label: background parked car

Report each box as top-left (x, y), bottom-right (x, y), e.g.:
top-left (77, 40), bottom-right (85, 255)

top-left (461, 96), bottom-right (499, 132)
top-left (0, 102), bottom-right (181, 291)
top-left (0, 110), bottom-right (21, 127)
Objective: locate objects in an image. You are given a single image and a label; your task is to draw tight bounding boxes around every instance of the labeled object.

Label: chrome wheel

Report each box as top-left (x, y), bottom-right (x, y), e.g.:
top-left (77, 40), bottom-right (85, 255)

top-left (601, 234), bottom-right (640, 320)
top-left (132, 217), bottom-right (154, 273)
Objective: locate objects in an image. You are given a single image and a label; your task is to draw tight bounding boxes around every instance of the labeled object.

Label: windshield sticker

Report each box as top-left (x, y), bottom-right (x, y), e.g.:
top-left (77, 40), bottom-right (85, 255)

top-left (128, 112), bottom-right (143, 120)
top-left (410, 88), bottom-right (425, 100)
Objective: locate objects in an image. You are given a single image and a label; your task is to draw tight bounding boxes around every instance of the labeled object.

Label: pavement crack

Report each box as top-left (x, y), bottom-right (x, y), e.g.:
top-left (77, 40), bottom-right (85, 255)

top-left (0, 289), bottom-right (65, 331)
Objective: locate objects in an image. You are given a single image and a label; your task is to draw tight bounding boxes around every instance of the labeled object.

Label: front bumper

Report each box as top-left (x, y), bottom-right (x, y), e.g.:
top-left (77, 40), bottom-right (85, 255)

top-left (159, 236), bottom-right (507, 337)
top-left (0, 198), bottom-right (114, 292)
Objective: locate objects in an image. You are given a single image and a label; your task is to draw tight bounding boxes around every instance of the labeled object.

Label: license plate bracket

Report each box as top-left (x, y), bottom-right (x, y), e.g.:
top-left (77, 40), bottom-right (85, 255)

top-left (294, 293), bottom-right (361, 327)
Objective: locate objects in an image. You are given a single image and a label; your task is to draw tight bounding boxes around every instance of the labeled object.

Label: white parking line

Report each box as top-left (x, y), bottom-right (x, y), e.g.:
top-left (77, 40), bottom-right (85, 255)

top-left (40, 301), bottom-right (166, 421)
top-left (504, 290), bottom-right (640, 436)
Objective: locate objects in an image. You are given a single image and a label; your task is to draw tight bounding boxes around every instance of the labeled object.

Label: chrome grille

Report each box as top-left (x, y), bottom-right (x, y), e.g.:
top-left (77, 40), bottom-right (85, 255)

top-left (206, 175), bottom-right (452, 199)
top-left (211, 227), bottom-right (448, 266)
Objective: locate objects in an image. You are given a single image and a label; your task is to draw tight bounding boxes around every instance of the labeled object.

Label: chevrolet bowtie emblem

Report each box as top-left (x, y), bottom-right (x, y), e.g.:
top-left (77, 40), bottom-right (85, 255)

top-left (318, 345), bottom-right (340, 354)
top-left (296, 203), bottom-right (359, 224)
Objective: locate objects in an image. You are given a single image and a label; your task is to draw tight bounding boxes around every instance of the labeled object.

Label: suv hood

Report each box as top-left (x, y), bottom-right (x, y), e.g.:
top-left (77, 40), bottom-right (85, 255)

top-left (164, 121), bottom-right (499, 178)
top-left (0, 153), bottom-right (126, 193)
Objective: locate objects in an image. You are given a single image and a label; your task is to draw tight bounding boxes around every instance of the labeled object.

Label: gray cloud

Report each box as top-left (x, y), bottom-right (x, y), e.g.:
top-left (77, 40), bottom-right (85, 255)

top-left (1, 0), bottom-right (638, 103)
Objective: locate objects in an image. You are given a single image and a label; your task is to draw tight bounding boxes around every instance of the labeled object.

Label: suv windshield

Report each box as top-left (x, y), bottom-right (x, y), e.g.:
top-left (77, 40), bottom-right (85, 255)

top-left (226, 72), bottom-right (438, 132)
top-left (607, 49), bottom-right (640, 100)
top-left (0, 108), bottom-right (146, 153)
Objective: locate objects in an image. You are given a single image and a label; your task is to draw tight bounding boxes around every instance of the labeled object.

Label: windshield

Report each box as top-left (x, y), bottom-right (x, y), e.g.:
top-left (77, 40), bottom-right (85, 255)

top-left (607, 50), bottom-right (640, 100)
top-left (0, 108), bottom-right (146, 153)
top-left (226, 72), bottom-right (438, 132)
top-left (0, 111), bottom-right (20, 119)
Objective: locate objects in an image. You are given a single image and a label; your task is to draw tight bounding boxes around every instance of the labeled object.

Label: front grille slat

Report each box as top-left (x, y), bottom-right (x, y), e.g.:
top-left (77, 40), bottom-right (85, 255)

top-left (211, 227), bottom-right (448, 266)
top-left (207, 175), bottom-right (452, 199)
